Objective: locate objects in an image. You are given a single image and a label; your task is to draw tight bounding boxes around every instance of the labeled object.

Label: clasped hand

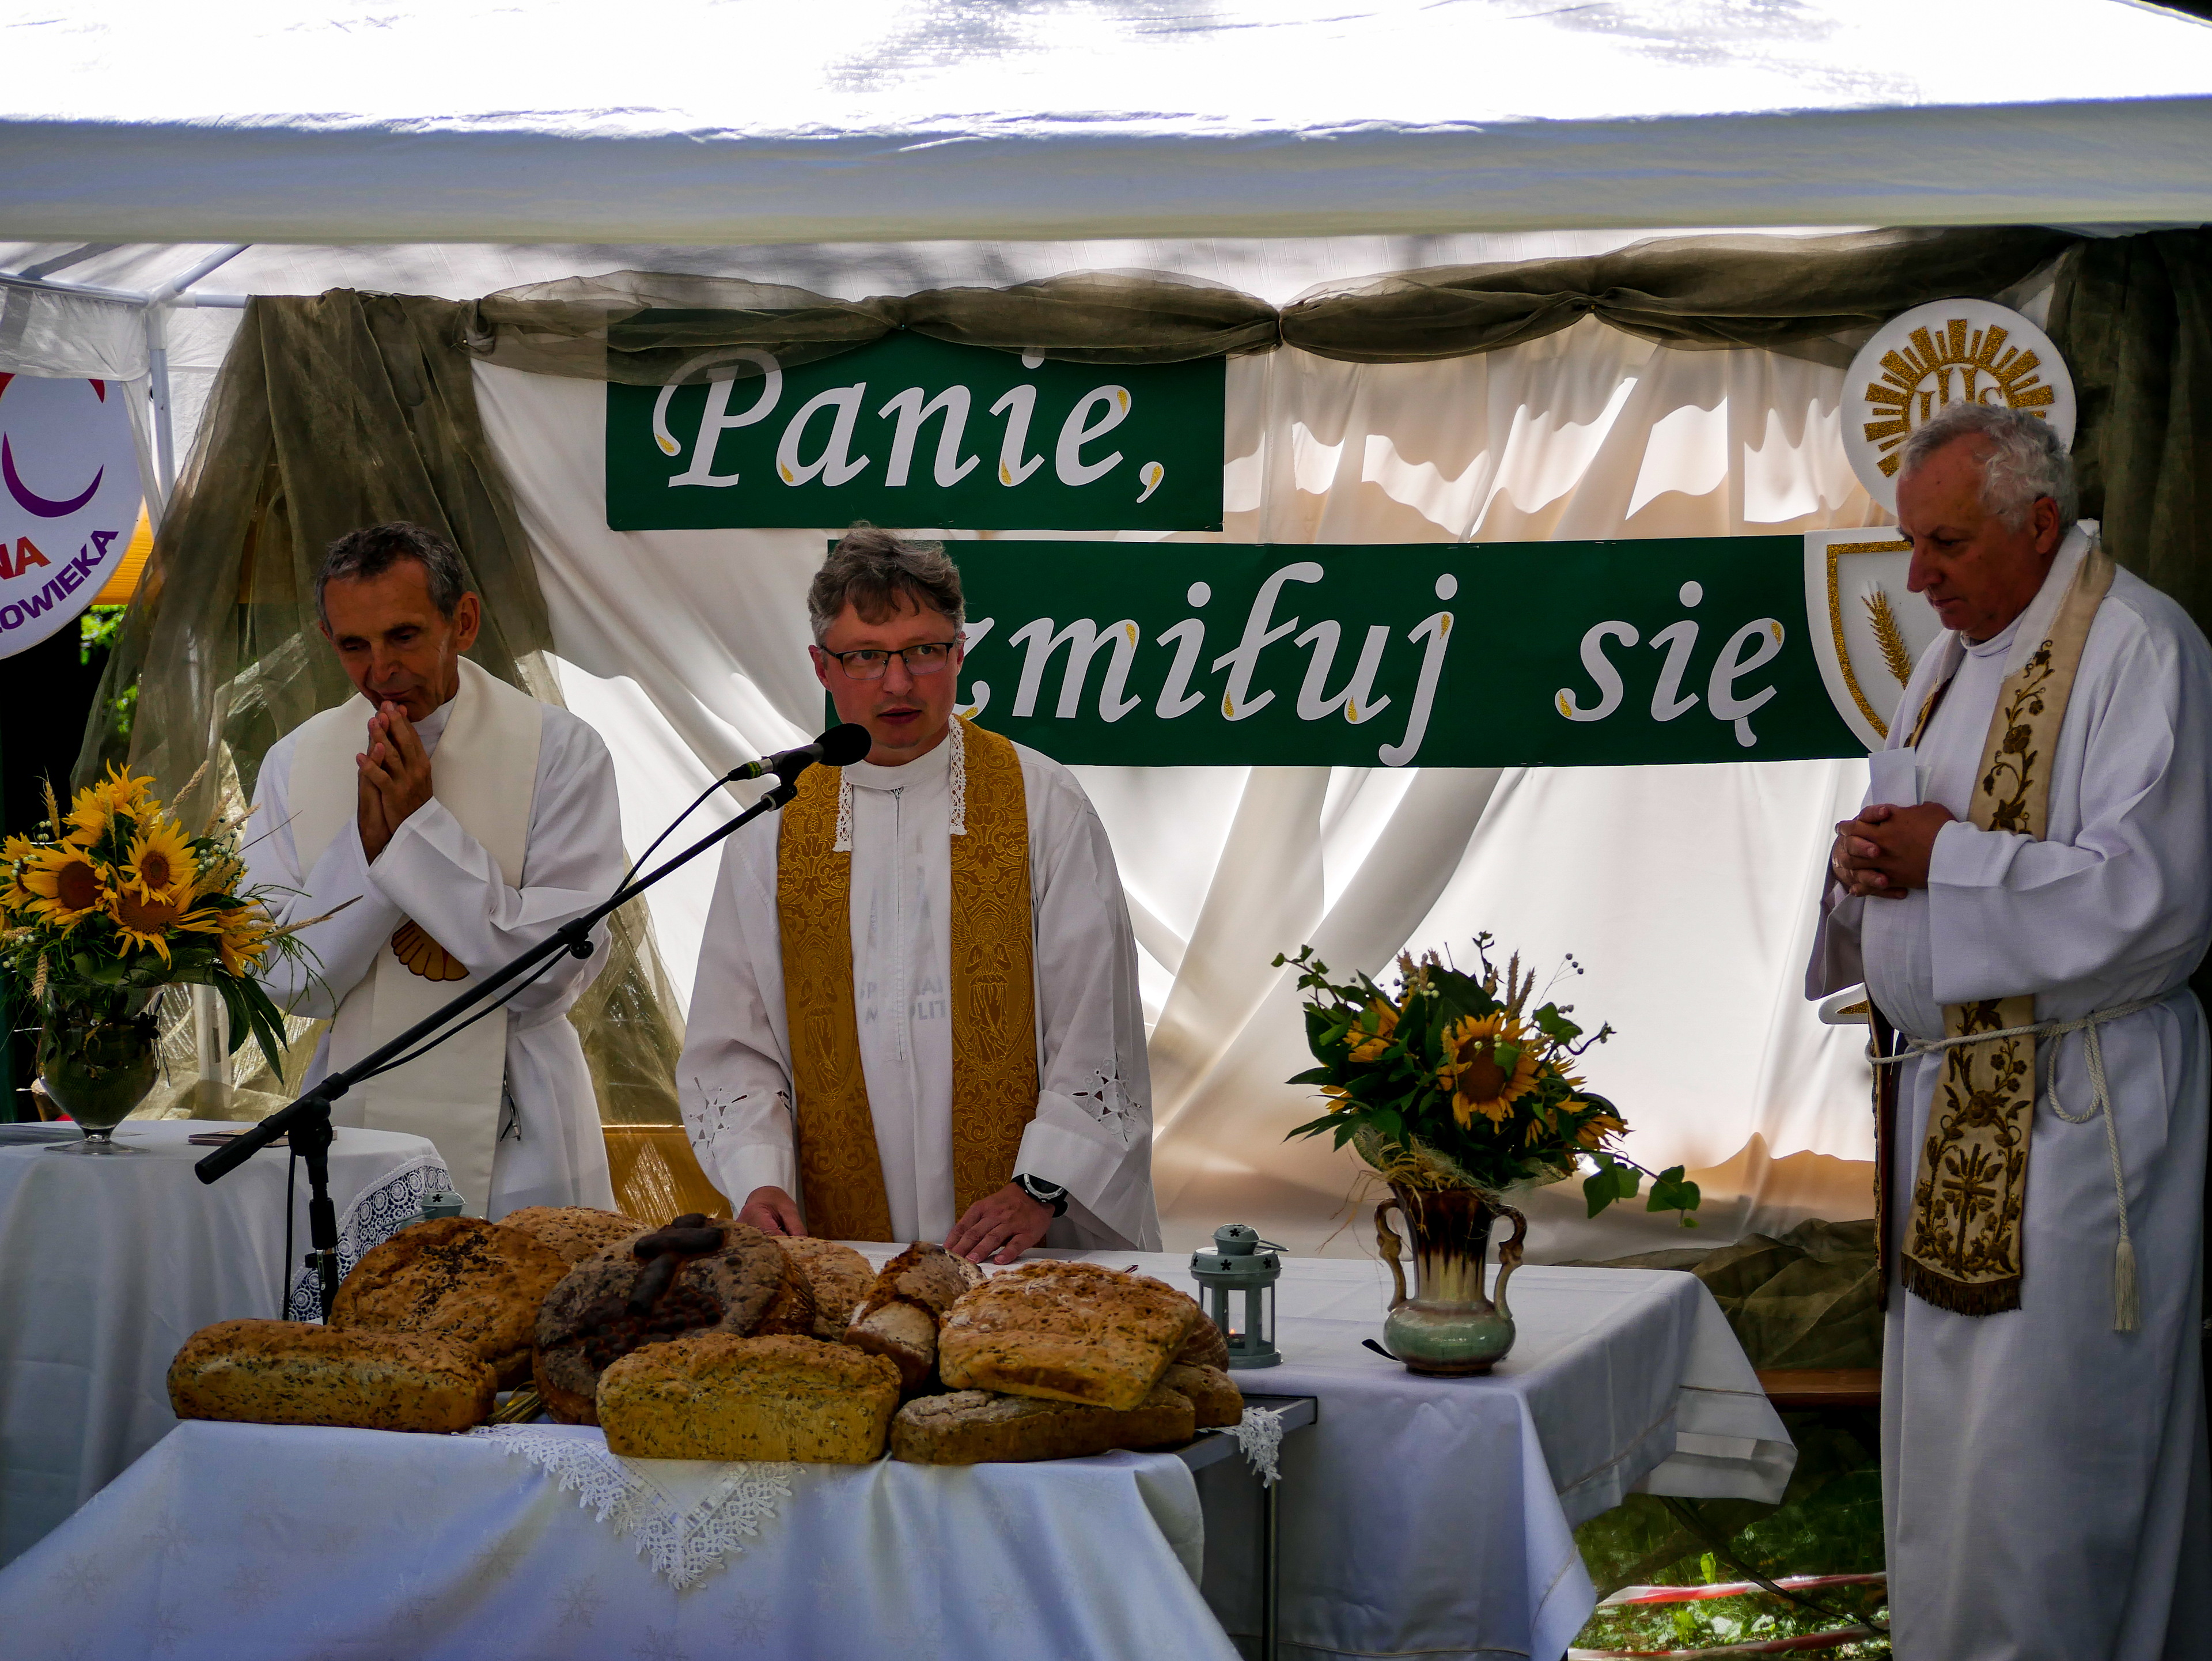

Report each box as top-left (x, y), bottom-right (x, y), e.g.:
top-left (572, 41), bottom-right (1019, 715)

top-left (1831, 800), bottom-right (1954, 899)
top-left (356, 702), bottom-right (436, 864)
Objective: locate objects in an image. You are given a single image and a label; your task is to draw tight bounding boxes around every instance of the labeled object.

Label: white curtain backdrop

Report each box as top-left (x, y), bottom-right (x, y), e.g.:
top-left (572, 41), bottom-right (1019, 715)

top-left (478, 317), bottom-right (1902, 1258)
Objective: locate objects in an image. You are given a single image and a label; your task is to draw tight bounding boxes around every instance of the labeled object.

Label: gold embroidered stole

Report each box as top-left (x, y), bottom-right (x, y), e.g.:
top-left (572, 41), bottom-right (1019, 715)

top-left (1897, 541), bottom-right (2113, 1315)
top-left (777, 719), bottom-right (1039, 1240)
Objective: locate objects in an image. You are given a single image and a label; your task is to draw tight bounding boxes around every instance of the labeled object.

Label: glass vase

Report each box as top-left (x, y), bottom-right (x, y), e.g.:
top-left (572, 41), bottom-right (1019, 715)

top-left (1374, 1183), bottom-right (1527, 1375)
top-left (37, 1008), bottom-right (162, 1154)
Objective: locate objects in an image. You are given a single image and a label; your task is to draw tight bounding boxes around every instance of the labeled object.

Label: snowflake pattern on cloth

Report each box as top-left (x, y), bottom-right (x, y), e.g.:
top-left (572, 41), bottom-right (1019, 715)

top-left (471, 1425), bottom-right (797, 1590)
top-left (285, 1157), bottom-right (452, 1321)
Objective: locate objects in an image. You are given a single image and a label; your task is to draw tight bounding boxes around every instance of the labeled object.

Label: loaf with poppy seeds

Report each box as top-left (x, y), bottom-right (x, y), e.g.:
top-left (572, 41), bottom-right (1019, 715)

top-left (168, 1319), bottom-right (495, 1433)
top-left (328, 1217), bottom-right (569, 1388)
top-left (889, 1384), bottom-right (1196, 1465)
top-left (937, 1261), bottom-right (1203, 1410)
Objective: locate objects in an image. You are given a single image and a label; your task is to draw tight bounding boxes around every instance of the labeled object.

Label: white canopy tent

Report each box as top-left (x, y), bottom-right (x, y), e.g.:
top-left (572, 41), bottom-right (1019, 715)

top-left (3, 0), bottom-right (2207, 1255)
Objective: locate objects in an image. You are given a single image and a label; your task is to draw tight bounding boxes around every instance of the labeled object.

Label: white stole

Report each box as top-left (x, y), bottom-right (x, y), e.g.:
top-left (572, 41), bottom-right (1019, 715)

top-left (288, 657), bottom-right (542, 1213)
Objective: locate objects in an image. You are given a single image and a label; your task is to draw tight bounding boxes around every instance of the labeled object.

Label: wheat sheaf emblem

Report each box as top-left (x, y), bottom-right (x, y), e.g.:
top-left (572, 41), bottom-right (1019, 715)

top-left (392, 919), bottom-right (468, 982)
top-left (1862, 587), bottom-right (1915, 688)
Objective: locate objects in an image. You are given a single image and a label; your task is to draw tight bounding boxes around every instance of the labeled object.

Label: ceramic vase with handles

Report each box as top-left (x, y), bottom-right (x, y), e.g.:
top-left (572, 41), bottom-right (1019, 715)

top-left (1374, 1183), bottom-right (1527, 1375)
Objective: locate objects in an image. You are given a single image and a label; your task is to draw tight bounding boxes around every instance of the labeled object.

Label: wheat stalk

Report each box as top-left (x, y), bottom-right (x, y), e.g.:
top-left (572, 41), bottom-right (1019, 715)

top-left (1863, 587), bottom-right (1914, 687)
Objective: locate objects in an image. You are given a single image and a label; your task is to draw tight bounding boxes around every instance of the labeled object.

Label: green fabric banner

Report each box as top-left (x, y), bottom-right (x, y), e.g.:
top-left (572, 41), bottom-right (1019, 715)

top-left (945, 539), bottom-right (1863, 768)
top-left (607, 331), bottom-right (1224, 531)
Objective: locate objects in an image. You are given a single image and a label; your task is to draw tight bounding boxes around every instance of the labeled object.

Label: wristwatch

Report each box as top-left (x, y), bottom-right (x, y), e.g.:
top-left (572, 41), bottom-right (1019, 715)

top-left (1013, 1173), bottom-right (1070, 1217)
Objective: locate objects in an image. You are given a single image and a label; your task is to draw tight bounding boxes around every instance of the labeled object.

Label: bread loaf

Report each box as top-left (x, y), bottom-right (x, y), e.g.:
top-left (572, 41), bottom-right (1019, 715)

top-left (497, 1205), bottom-right (646, 1265)
top-left (890, 1385), bottom-right (1196, 1465)
top-left (599, 1333), bottom-right (900, 1462)
top-left (328, 1217), bottom-right (569, 1387)
top-left (1161, 1362), bottom-right (1244, 1429)
top-left (168, 1319), bottom-right (495, 1433)
top-left (938, 1262), bottom-right (1202, 1410)
top-left (775, 1238), bottom-right (874, 1341)
top-left (1175, 1314), bottom-right (1232, 1371)
top-left (846, 1243), bottom-right (985, 1389)
top-left (532, 1217), bottom-right (807, 1425)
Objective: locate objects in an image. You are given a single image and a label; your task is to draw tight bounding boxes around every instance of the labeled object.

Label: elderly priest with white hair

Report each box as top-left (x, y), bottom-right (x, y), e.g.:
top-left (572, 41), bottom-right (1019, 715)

top-left (1810, 403), bottom-right (2212, 1659)
top-left (679, 527), bottom-right (1158, 1262)
top-left (244, 521), bottom-right (627, 1219)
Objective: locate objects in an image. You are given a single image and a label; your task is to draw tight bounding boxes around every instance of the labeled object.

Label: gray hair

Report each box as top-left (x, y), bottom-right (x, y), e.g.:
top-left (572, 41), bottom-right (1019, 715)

top-left (316, 522), bottom-right (470, 628)
top-left (808, 525), bottom-right (965, 644)
top-left (1897, 403), bottom-right (2077, 529)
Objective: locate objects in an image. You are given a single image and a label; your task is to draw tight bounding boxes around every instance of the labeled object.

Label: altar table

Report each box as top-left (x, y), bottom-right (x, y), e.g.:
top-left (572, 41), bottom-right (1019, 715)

top-left (0, 1245), bottom-right (1786, 1661)
top-left (0, 1118), bottom-right (448, 1567)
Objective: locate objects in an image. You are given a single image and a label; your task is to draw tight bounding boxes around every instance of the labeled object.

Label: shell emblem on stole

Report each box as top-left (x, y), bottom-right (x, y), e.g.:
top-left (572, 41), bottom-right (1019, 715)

top-left (391, 920), bottom-right (468, 982)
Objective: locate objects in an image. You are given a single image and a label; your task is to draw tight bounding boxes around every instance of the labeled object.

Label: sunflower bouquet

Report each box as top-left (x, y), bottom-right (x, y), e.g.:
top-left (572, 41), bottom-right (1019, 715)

top-left (2, 765), bottom-right (308, 1079)
top-left (1277, 935), bottom-right (1700, 1224)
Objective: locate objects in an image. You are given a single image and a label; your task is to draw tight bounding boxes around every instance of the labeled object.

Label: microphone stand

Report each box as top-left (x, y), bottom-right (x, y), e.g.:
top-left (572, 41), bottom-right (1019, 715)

top-left (197, 773), bottom-right (802, 1320)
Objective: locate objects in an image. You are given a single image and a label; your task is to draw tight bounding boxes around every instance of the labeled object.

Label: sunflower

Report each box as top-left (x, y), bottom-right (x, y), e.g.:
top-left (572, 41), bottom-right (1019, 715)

top-left (213, 905), bottom-right (273, 977)
top-left (1437, 1012), bottom-right (1543, 1129)
top-left (1, 833), bottom-right (39, 917)
top-left (1575, 1107), bottom-right (1627, 1150)
top-left (66, 765), bottom-right (159, 849)
top-left (119, 815), bottom-right (197, 906)
top-left (1346, 999), bottom-right (1399, 1064)
top-left (17, 844), bottom-right (111, 932)
top-left (107, 886), bottom-right (194, 961)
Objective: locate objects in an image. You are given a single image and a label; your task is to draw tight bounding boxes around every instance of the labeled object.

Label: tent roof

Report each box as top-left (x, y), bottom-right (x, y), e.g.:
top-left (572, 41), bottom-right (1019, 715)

top-left (5, 0), bottom-right (2211, 245)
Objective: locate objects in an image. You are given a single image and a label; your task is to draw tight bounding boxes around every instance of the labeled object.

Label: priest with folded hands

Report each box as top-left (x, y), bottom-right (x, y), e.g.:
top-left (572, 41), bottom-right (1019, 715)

top-left (243, 521), bottom-right (626, 1218)
top-left (680, 527), bottom-right (1159, 1262)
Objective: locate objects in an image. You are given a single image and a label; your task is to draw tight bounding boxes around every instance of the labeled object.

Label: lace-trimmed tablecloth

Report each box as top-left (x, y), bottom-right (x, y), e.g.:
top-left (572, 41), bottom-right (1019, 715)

top-left (285, 1155), bottom-right (453, 1321)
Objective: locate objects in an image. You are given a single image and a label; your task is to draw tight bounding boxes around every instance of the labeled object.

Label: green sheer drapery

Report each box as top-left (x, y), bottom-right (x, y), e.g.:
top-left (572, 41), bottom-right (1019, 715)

top-left (75, 292), bottom-right (685, 1128)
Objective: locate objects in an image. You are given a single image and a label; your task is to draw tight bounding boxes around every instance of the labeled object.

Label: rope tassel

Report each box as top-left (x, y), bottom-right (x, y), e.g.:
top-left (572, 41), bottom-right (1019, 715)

top-left (2116, 1234), bottom-right (2140, 1334)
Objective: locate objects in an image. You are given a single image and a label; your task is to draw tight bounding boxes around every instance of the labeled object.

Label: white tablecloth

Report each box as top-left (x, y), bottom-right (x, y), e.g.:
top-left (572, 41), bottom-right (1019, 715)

top-left (0, 1118), bottom-right (447, 1567)
top-left (0, 1418), bottom-right (1234, 1661)
top-left (1097, 1250), bottom-right (1791, 1661)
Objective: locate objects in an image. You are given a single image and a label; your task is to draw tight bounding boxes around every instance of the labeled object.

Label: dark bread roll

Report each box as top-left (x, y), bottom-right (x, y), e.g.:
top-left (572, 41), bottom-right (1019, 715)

top-left (531, 1216), bottom-right (809, 1425)
top-left (845, 1243), bottom-right (985, 1390)
top-left (890, 1385), bottom-right (1196, 1465)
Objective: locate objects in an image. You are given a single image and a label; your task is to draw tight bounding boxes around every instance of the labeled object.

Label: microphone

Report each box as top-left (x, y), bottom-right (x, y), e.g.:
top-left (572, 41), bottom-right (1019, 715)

top-left (726, 722), bottom-right (873, 785)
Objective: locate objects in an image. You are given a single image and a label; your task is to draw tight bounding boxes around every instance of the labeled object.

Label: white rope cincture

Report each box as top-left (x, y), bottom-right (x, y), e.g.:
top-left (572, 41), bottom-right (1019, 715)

top-left (1872, 993), bottom-right (2165, 1332)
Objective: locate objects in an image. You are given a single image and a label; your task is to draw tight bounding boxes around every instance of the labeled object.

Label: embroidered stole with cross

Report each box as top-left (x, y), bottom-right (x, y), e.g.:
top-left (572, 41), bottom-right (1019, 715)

top-left (1883, 538), bottom-right (2113, 1316)
top-left (775, 718), bottom-right (1039, 1242)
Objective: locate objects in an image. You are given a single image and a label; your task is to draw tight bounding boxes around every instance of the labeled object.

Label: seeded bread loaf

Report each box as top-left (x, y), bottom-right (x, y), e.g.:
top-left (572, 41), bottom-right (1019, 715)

top-left (168, 1319), bottom-right (495, 1433)
top-left (496, 1205), bottom-right (646, 1265)
top-left (328, 1217), bottom-right (569, 1388)
top-left (938, 1262), bottom-right (1202, 1410)
top-left (845, 1243), bottom-right (986, 1389)
top-left (532, 1217), bottom-right (810, 1425)
top-left (889, 1384), bottom-right (1196, 1465)
top-left (1161, 1362), bottom-right (1244, 1429)
top-left (599, 1333), bottom-right (900, 1462)
top-left (775, 1238), bottom-right (875, 1341)
top-left (1176, 1315), bottom-right (1232, 1371)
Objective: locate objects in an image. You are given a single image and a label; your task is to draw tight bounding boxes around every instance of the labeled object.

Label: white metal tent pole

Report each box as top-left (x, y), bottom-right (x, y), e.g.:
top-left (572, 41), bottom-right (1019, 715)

top-left (137, 245), bottom-right (251, 1090)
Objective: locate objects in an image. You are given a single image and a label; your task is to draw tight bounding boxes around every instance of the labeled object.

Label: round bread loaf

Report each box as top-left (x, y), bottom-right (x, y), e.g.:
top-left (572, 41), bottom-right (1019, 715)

top-left (328, 1217), bottom-right (569, 1388)
top-left (775, 1238), bottom-right (874, 1341)
top-left (532, 1218), bottom-right (815, 1425)
top-left (497, 1205), bottom-right (645, 1265)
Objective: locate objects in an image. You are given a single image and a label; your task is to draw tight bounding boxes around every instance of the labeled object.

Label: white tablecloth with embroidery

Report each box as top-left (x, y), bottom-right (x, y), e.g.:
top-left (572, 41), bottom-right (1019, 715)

top-left (0, 1417), bottom-right (1232, 1661)
top-left (0, 1118), bottom-right (446, 1568)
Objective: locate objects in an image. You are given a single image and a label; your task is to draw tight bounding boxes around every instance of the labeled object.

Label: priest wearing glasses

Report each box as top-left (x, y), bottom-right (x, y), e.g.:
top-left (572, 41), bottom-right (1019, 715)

top-left (680, 528), bottom-right (1158, 1260)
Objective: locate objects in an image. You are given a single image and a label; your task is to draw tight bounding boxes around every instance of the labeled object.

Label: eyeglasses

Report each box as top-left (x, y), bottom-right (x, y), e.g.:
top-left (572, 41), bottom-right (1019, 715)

top-left (817, 641), bottom-right (959, 681)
